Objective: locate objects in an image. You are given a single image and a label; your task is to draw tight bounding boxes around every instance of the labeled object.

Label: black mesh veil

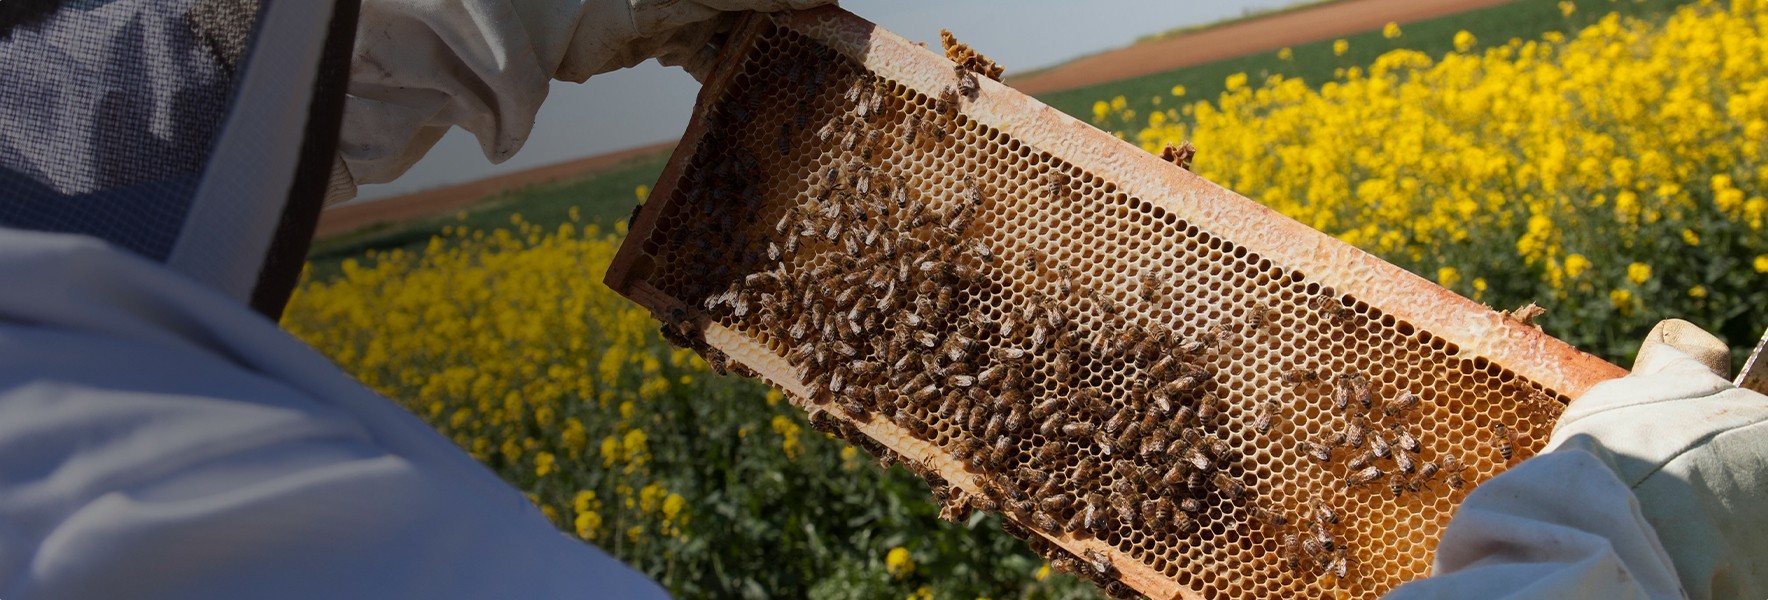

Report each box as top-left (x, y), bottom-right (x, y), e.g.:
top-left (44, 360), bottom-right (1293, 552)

top-left (0, 0), bottom-right (359, 319)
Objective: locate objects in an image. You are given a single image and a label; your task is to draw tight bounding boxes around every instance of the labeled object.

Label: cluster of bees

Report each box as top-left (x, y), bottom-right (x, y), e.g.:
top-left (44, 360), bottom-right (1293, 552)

top-left (646, 32), bottom-right (1549, 598)
top-left (1268, 351), bottom-right (1480, 579)
top-left (652, 42), bottom-right (1309, 598)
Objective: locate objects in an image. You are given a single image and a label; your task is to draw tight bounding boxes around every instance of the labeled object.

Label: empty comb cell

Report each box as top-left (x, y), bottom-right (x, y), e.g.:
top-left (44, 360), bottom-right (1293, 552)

top-left (606, 7), bottom-right (1624, 599)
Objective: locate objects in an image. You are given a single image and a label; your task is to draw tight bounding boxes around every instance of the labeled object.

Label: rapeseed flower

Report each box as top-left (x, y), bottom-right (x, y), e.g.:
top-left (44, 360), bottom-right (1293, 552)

top-left (886, 547), bottom-right (916, 579)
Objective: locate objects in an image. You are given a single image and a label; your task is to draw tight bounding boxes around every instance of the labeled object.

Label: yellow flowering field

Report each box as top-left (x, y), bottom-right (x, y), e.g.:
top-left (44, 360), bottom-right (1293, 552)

top-left (288, 2), bottom-right (1764, 598)
top-left (286, 215), bottom-right (1090, 598)
top-left (1099, 0), bottom-right (1766, 362)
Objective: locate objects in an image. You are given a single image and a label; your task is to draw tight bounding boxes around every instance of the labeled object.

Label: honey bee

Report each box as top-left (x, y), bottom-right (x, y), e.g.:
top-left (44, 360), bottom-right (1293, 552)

top-left (1323, 549), bottom-right (1351, 580)
top-left (1138, 429), bottom-right (1170, 458)
top-left (1055, 265), bottom-right (1076, 296)
top-left (1213, 472), bottom-right (1248, 500)
top-left (1369, 429), bottom-right (1392, 459)
top-left (1061, 421), bottom-right (1097, 438)
top-left (1035, 439), bottom-right (1066, 463)
top-left (1385, 391), bottom-right (1422, 418)
top-left (1082, 549), bottom-right (1116, 579)
top-left (1247, 302), bottom-right (1281, 335)
top-left (1174, 512), bottom-right (1200, 535)
top-left (1082, 495), bottom-right (1112, 533)
top-left (1345, 466), bottom-right (1384, 488)
top-left (1281, 531), bottom-right (1304, 571)
top-left (1443, 452), bottom-right (1468, 489)
top-left (1300, 536), bottom-right (1328, 560)
top-left (954, 64), bottom-right (980, 98)
top-left (1139, 269), bottom-right (1165, 301)
top-left (1491, 422), bottom-right (1517, 460)
top-left (1197, 393), bottom-right (1221, 425)
top-left (1031, 511), bottom-right (1062, 533)
top-left (1041, 171), bottom-right (1071, 198)
top-left (1346, 450), bottom-right (1373, 472)
top-left (1103, 407), bottom-right (1134, 436)
top-left (1281, 368), bottom-right (1321, 386)
top-left (1311, 496), bottom-right (1341, 525)
top-left (1251, 401), bottom-right (1280, 435)
top-left (1395, 449), bottom-right (1416, 475)
top-left (949, 436), bottom-right (982, 461)
top-left (1160, 461), bottom-right (1189, 488)
top-left (1303, 439), bottom-right (1334, 463)
top-left (1036, 412), bottom-right (1068, 438)
top-left (1249, 503), bottom-right (1289, 528)
top-left (1309, 292), bottom-right (1354, 324)
top-left (1039, 493), bottom-right (1073, 513)
top-left (1392, 425), bottom-right (1421, 453)
top-left (1178, 468), bottom-right (1207, 495)
top-left (1342, 415), bottom-right (1368, 449)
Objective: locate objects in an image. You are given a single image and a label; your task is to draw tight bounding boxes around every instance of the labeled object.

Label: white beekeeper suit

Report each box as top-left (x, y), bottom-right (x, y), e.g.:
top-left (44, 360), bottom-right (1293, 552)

top-left (0, 1), bottom-right (1762, 599)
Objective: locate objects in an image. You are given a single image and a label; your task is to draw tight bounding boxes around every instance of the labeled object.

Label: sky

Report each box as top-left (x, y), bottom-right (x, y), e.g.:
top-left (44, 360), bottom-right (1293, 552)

top-left (356, 0), bottom-right (1314, 200)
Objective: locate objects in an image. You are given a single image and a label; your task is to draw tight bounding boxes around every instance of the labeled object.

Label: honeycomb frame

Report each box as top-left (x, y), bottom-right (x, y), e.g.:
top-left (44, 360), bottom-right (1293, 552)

top-left (606, 7), bottom-right (1627, 599)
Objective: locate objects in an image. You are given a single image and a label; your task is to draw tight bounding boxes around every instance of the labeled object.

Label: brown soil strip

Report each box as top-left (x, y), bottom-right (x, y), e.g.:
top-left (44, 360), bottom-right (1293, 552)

top-left (1008, 0), bottom-right (1515, 95)
top-left (314, 140), bottom-right (674, 239)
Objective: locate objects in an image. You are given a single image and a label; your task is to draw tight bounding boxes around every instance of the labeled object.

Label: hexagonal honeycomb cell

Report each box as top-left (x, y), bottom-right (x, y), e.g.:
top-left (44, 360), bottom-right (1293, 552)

top-left (605, 7), bottom-right (1626, 600)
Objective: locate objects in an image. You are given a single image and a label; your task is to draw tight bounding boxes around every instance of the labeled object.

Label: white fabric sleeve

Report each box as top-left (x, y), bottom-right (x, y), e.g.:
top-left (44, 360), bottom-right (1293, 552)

top-left (0, 227), bottom-right (669, 600)
top-left (337, 0), bottom-right (831, 189)
top-left (1387, 342), bottom-right (1768, 599)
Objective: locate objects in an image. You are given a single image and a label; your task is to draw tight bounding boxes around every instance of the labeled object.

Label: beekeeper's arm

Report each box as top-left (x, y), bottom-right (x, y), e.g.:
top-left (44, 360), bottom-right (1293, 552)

top-left (330, 0), bottom-right (830, 203)
top-left (1387, 320), bottom-right (1768, 600)
top-left (0, 1), bottom-right (823, 598)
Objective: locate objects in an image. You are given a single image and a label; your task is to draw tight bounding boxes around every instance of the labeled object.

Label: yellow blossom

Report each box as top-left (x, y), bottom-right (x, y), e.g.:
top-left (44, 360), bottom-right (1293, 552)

top-left (1627, 262), bottom-right (1652, 285)
top-left (1383, 22), bottom-right (1402, 39)
top-left (886, 546), bottom-right (915, 579)
top-left (1035, 563), bottom-right (1052, 581)
top-left (662, 493), bottom-right (687, 522)
top-left (1170, 84), bottom-right (1187, 97)
top-left (1454, 30), bottom-right (1477, 52)
top-left (1277, 47), bottom-right (1293, 61)
top-left (535, 451), bottom-right (556, 477)
top-left (1610, 288), bottom-right (1636, 314)
top-left (1565, 253), bottom-right (1592, 279)
top-left (1689, 285), bottom-right (1708, 298)
top-left (1755, 255), bottom-right (1768, 273)
top-left (562, 418), bottom-right (588, 452)
top-left (1333, 39), bottom-right (1349, 56)
top-left (772, 414), bottom-right (803, 460)
top-left (1437, 266), bottom-right (1462, 288)
top-left (600, 435), bottom-right (620, 467)
top-left (1560, 1), bottom-right (1576, 16)
top-left (1225, 73), bottom-right (1248, 92)
top-left (640, 482), bottom-right (667, 514)
top-left (634, 184), bottom-right (650, 202)
top-left (573, 490), bottom-right (599, 514)
top-left (574, 510), bottom-right (603, 540)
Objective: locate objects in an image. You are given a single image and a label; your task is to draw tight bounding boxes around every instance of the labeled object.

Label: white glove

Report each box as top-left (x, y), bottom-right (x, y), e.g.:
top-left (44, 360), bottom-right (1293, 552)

top-left (1388, 319), bottom-right (1768, 600)
top-left (328, 0), bottom-right (834, 203)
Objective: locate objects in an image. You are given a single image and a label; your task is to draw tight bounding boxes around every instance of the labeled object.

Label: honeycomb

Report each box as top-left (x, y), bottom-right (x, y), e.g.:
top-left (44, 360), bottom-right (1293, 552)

top-left (605, 8), bottom-right (1627, 599)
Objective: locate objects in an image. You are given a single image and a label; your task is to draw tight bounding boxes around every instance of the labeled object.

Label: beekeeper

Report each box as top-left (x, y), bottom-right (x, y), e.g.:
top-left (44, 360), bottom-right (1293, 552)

top-left (0, 1), bottom-right (1762, 599)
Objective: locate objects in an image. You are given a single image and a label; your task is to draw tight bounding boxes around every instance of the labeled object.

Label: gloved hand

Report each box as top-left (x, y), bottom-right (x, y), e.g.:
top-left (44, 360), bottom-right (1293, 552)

top-left (329, 0), bottom-right (835, 203)
top-left (1388, 319), bottom-right (1768, 600)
